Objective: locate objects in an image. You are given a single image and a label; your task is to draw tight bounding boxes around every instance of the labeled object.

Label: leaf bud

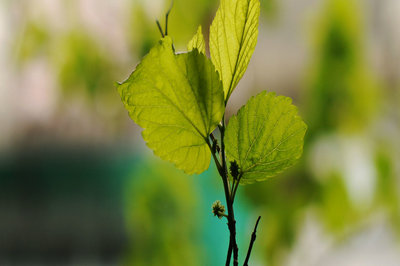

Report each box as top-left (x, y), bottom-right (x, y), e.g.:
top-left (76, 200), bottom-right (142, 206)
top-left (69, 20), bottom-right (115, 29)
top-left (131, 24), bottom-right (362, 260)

top-left (212, 200), bottom-right (227, 219)
top-left (229, 161), bottom-right (240, 180)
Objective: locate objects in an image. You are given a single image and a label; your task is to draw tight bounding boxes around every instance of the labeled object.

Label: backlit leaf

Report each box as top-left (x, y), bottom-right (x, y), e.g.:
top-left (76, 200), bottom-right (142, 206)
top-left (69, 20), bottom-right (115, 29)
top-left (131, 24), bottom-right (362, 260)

top-left (225, 91), bottom-right (307, 184)
top-left (118, 37), bottom-right (224, 174)
top-left (188, 26), bottom-right (206, 55)
top-left (210, 0), bottom-right (260, 100)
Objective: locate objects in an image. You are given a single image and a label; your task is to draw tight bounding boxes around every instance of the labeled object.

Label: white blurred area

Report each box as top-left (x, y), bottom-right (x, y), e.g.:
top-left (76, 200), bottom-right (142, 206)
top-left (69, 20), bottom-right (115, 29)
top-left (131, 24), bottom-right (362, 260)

top-left (1, 0), bottom-right (400, 265)
top-left (286, 212), bottom-right (400, 266)
top-left (308, 134), bottom-right (377, 209)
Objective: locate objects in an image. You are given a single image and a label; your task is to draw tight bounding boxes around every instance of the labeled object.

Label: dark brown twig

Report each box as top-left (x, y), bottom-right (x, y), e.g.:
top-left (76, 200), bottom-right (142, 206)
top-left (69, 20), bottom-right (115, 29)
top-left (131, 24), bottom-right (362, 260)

top-left (165, 1), bottom-right (173, 35)
top-left (156, 20), bottom-right (165, 38)
top-left (231, 173), bottom-right (242, 203)
top-left (243, 216), bottom-right (261, 266)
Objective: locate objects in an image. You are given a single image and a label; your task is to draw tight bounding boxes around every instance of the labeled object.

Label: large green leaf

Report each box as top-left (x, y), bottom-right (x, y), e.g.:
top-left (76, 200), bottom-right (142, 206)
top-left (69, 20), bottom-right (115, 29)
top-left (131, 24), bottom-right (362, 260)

top-left (210, 0), bottom-right (260, 100)
top-left (187, 26), bottom-right (206, 55)
top-left (118, 37), bottom-right (224, 174)
top-left (225, 91), bottom-right (307, 184)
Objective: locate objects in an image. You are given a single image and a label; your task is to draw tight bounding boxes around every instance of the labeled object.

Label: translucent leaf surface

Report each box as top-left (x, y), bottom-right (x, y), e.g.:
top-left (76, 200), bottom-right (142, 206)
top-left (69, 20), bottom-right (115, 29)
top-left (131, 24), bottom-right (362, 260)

top-left (118, 37), bottom-right (224, 174)
top-left (210, 0), bottom-right (260, 100)
top-left (187, 26), bottom-right (206, 55)
top-left (225, 91), bottom-right (307, 184)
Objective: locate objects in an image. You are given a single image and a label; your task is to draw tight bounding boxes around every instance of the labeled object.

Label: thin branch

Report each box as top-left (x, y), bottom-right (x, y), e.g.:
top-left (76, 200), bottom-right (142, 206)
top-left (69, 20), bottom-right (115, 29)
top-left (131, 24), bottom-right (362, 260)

top-left (206, 137), bottom-right (223, 176)
top-left (231, 173), bottom-right (242, 203)
top-left (165, 1), bottom-right (173, 36)
top-left (243, 216), bottom-right (262, 266)
top-left (156, 20), bottom-right (165, 38)
top-left (230, 178), bottom-right (236, 199)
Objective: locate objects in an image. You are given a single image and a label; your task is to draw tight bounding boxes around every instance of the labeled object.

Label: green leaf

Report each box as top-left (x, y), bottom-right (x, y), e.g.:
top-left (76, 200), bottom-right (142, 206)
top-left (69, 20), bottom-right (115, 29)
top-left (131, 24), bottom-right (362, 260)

top-left (118, 37), bottom-right (224, 174)
top-left (187, 26), bottom-right (206, 55)
top-left (225, 91), bottom-right (307, 184)
top-left (210, 0), bottom-right (260, 100)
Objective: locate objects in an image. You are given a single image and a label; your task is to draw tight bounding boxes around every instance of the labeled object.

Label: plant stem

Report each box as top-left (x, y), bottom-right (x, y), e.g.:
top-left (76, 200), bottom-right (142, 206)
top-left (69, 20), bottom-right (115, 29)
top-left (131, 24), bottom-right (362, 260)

top-left (220, 115), bottom-right (239, 266)
top-left (209, 115), bottom-right (242, 265)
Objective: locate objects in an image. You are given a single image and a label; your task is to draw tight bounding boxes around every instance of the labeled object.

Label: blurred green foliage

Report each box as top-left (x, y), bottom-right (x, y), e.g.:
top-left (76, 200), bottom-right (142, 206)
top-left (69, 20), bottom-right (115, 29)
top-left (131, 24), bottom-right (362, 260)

top-left (374, 148), bottom-right (400, 235)
top-left (261, 0), bottom-right (278, 22)
top-left (306, 0), bottom-right (398, 237)
top-left (241, 0), bottom-right (397, 265)
top-left (123, 160), bottom-right (204, 266)
top-left (317, 173), bottom-right (359, 233)
top-left (15, 22), bottom-right (49, 62)
top-left (14, 18), bottom-right (118, 102)
top-left (244, 169), bottom-right (318, 265)
top-left (306, 0), bottom-right (379, 134)
top-left (55, 32), bottom-right (116, 99)
top-left (129, 0), bottom-right (217, 55)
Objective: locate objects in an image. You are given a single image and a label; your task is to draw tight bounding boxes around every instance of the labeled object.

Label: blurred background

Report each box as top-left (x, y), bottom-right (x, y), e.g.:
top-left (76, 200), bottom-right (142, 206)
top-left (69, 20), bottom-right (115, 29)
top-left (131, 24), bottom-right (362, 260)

top-left (1, 0), bottom-right (400, 265)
